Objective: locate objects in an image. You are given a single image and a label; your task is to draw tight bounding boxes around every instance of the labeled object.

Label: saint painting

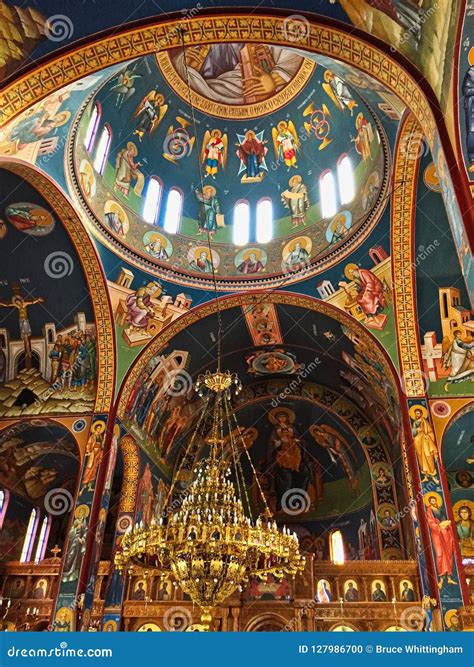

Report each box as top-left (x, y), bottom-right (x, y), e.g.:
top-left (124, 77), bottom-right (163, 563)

top-left (236, 249), bottom-right (265, 274)
top-left (424, 492), bottom-right (457, 589)
top-left (352, 112), bottom-right (374, 162)
top-left (322, 70), bottom-right (358, 115)
top-left (409, 406), bottom-right (439, 484)
top-left (281, 175), bottom-right (310, 228)
top-left (166, 44), bottom-right (303, 106)
top-left (201, 130), bottom-right (227, 179)
top-left (194, 186), bottom-right (223, 235)
top-left (272, 120), bottom-right (300, 170)
top-left (372, 581), bottom-right (387, 602)
top-left (133, 89), bottom-right (168, 141)
top-left (236, 130), bottom-right (268, 182)
top-left (114, 142), bottom-right (144, 197)
top-left (339, 263), bottom-right (387, 327)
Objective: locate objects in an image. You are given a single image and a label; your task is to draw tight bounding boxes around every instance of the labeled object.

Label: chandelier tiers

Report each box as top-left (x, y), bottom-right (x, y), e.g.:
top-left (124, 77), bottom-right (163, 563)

top-left (115, 371), bottom-right (304, 629)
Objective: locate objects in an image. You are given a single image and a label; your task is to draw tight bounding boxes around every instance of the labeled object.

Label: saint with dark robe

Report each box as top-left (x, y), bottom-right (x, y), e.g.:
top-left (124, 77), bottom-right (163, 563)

top-left (236, 130), bottom-right (267, 180)
top-left (462, 65), bottom-right (474, 171)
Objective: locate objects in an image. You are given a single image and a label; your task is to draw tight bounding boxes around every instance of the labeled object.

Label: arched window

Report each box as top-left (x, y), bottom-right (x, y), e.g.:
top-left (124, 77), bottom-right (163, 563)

top-left (143, 177), bottom-right (163, 225)
top-left (320, 169), bottom-right (337, 219)
top-left (337, 154), bottom-right (355, 205)
top-left (84, 102), bottom-right (101, 153)
top-left (20, 508), bottom-right (38, 563)
top-left (0, 489), bottom-right (9, 529)
top-left (34, 516), bottom-right (51, 563)
top-left (329, 529), bottom-right (345, 565)
top-left (256, 198), bottom-right (273, 243)
top-left (233, 200), bottom-right (250, 246)
top-left (163, 188), bottom-right (183, 234)
top-left (93, 123), bottom-right (112, 175)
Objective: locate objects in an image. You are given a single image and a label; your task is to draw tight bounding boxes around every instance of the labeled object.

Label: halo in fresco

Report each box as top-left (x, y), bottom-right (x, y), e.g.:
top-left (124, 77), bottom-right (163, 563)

top-left (362, 172), bottom-right (380, 211)
top-left (187, 245), bottom-right (220, 274)
top-left (142, 231), bottom-right (173, 261)
top-left (104, 200), bottom-right (129, 237)
top-left (326, 210), bottom-right (352, 244)
top-left (6, 202), bottom-right (55, 236)
top-left (234, 247), bottom-right (267, 274)
top-left (79, 159), bottom-right (97, 198)
top-left (423, 162), bottom-right (441, 192)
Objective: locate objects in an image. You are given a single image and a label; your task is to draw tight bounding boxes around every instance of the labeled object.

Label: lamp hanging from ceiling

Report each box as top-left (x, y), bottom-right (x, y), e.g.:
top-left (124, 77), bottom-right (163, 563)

top-left (115, 369), bottom-right (304, 628)
top-left (114, 32), bottom-right (304, 630)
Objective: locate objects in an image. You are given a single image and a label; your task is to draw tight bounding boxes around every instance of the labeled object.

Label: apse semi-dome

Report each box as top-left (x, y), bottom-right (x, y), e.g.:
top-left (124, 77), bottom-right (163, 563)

top-left (69, 46), bottom-right (389, 289)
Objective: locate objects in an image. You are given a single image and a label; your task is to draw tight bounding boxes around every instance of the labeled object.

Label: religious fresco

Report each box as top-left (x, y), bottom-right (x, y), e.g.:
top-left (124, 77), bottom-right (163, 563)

top-left (442, 408), bottom-right (474, 561)
top-left (415, 153), bottom-right (474, 397)
top-left (0, 3), bottom-right (472, 636)
top-left (68, 52), bottom-right (388, 287)
top-left (458, 8), bottom-right (474, 187)
top-left (122, 350), bottom-right (192, 464)
top-left (157, 44), bottom-right (315, 118)
top-left (0, 420), bottom-right (80, 511)
top-left (0, 171), bottom-right (98, 416)
top-left (407, 398), bottom-right (464, 625)
top-left (330, 0), bottom-right (461, 109)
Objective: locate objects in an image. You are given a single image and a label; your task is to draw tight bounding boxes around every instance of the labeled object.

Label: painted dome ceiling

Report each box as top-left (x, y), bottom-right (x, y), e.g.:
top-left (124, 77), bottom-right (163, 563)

top-left (69, 46), bottom-right (389, 289)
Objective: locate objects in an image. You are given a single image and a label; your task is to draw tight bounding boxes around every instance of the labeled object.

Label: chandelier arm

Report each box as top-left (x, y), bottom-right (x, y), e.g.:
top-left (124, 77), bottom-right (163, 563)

top-left (227, 396), bottom-right (273, 518)
top-left (223, 393), bottom-right (246, 510)
top-left (224, 394), bottom-right (254, 518)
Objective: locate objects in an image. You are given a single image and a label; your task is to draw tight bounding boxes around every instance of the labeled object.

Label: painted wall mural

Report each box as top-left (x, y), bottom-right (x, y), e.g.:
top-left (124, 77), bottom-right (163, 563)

top-left (0, 171), bottom-right (98, 416)
top-left (407, 398), bottom-right (465, 626)
top-left (415, 153), bottom-right (474, 397)
top-left (458, 6), bottom-right (474, 188)
top-left (0, 420), bottom-right (80, 511)
top-left (69, 52), bottom-right (389, 286)
top-left (442, 407), bottom-right (474, 561)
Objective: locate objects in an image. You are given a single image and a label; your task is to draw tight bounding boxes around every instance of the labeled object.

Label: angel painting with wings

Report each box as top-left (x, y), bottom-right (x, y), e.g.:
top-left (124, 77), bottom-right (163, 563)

top-left (272, 120), bottom-right (300, 170)
top-left (133, 89), bottom-right (168, 141)
top-left (201, 129), bottom-right (228, 178)
top-left (110, 65), bottom-right (141, 109)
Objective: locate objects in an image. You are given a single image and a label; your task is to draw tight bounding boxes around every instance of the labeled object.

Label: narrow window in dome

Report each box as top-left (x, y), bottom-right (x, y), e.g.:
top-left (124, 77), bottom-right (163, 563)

top-left (256, 198), bottom-right (273, 243)
top-left (20, 508), bottom-right (38, 563)
top-left (233, 200), bottom-right (250, 246)
top-left (143, 177), bottom-right (162, 225)
top-left (93, 123), bottom-right (112, 175)
top-left (320, 170), bottom-right (337, 218)
top-left (163, 188), bottom-right (183, 234)
top-left (34, 515), bottom-right (50, 563)
top-left (329, 529), bottom-right (345, 565)
top-left (337, 154), bottom-right (355, 205)
top-left (84, 102), bottom-right (101, 152)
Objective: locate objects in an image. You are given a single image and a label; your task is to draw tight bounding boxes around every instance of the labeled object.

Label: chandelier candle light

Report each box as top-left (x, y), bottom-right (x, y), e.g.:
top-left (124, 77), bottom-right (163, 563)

top-left (115, 370), bottom-right (305, 629)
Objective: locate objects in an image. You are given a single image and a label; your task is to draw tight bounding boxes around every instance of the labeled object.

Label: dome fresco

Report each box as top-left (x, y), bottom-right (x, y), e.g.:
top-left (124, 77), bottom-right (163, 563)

top-left (70, 48), bottom-right (388, 288)
top-left (0, 2), bottom-right (472, 636)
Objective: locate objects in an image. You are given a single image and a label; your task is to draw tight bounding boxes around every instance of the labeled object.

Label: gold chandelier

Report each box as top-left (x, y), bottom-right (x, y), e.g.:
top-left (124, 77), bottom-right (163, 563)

top-left (115, 370), bottom-right (304, 628)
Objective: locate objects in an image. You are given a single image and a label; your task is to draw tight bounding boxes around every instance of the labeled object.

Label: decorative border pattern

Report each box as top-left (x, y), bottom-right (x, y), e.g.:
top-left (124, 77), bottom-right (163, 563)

top-left (0, 15), bottom-right (435, 142)
top-left (116, 291), bottom-right (400, 418)
top-left (0, 161), bottom-right (115, 413)
top-left (118, 434), bottom-right (140, 514)
top-left (391, 113), bottom-right (424, 397)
